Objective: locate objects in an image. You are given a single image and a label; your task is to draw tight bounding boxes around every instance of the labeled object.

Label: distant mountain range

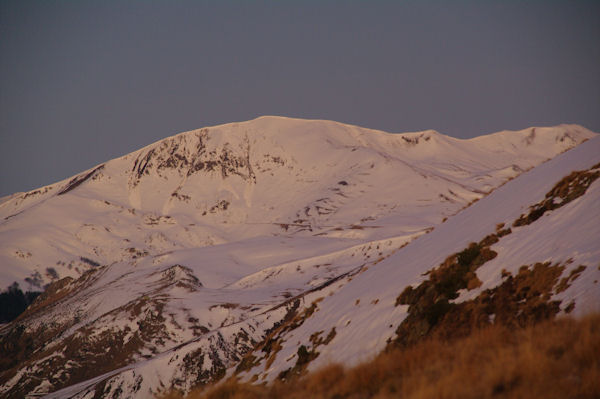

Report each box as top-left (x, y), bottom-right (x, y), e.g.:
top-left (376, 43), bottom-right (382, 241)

top-left (0, 117), bottom-right (598, 398)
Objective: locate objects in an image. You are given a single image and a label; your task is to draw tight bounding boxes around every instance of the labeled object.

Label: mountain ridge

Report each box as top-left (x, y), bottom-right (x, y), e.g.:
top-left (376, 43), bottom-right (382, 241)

top-left (1, 117), bottom-right (593, 198)
top-left (1, 118), bottom-right (593, 293)
top-left (0, 117), bottom-right (597, 398)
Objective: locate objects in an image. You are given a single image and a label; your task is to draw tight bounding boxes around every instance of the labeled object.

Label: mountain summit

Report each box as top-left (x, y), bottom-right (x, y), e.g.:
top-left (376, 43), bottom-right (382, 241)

top-left (0, 118), bottom-right (598, 398)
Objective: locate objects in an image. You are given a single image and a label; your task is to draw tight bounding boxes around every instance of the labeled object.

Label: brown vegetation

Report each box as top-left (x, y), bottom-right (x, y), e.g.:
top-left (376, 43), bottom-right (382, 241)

top-left (393, 234), bottom-right (576, 347)
top-left (164, 314), bottom-right (600, 399)
top-left (235, 298), bottom-right (324, 379)
top-left (513, 163), bottom-right (600, 227)
top-left (393, 231), bottom-right (502, 346)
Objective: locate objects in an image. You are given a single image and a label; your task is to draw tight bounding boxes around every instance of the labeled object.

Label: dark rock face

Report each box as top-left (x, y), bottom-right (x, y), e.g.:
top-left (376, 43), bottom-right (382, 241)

top-left (58, 165), bottom-right (105, 195)
top-left (129, 129), bottom-right (256, 188)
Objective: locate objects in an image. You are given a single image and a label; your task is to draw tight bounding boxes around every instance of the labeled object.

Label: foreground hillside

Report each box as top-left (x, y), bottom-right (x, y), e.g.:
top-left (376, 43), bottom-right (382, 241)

top-left (0, 117), bottom-right (597, 398)
top-left (178, 314), bottom-right (600, 399)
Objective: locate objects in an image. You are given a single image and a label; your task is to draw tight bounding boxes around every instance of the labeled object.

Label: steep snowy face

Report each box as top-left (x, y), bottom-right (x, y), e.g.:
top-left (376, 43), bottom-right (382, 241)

top-left (0, 117), bottom-right (594, 292)
top-left (231, 137), bottom-right (600, 385)
top-left (0, 117), bottom-right (596, 399)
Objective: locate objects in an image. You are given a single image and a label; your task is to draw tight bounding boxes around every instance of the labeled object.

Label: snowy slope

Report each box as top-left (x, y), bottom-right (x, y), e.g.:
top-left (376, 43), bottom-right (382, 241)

top-left (230, 135), bottom-right (600, 384)
top-left (0, 117), bottom-right (596, 398)
top-left (0, 118), bottom-right (592, 291)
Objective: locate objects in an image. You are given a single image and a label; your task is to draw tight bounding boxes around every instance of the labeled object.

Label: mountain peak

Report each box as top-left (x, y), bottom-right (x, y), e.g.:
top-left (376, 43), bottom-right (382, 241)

top-left (0, 117), bottom-right (598, 398)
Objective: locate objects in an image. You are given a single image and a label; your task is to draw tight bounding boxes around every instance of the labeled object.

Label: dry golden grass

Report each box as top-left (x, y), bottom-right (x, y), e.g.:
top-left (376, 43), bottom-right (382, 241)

top-left (169, 314), bottom-right (600, 399)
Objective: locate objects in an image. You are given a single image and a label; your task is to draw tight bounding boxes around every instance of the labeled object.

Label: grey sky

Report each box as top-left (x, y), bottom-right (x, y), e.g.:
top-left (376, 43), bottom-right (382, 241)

top-left (1, 1), bottom-right (599, 196)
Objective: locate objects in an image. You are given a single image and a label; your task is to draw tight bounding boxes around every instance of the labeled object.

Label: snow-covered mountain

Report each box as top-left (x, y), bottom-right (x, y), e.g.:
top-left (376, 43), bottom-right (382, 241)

top-left (0, 116), bottom-right (597, 398)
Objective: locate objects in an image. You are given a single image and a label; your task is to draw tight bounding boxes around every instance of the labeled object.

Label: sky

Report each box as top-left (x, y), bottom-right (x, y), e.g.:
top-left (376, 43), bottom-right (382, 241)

top-left (1, 1), bottom-right (599, 196)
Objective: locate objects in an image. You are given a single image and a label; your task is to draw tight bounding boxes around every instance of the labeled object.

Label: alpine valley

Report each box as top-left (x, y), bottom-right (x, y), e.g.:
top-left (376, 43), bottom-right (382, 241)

top-left (1, 116), bottom-right (598, 398)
